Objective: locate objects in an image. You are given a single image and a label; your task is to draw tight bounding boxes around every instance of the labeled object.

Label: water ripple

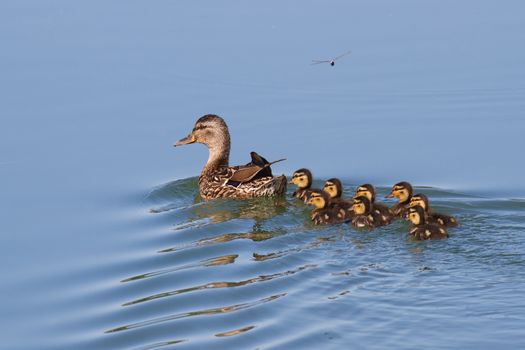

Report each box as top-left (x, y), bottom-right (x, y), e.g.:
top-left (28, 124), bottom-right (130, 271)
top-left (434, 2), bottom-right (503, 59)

top-left (214, 325), bottom-right (255, 337)
top-left (105, 293), bottom-right (286, 334)
top-left (122, 264), bottom-right (315, 306)
top-left (121, 254), bottom-right (239, 283)
top-left (49, 182), bottom-right (525, 350)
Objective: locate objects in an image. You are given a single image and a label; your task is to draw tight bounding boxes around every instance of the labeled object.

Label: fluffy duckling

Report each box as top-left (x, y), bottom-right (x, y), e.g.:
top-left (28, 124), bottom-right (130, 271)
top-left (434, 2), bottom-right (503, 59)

top-left (409, 193), bottom-right (458, 228)
top-left (351, 196), bottom-right (377, 229)
top-left (407, 205), bottom-right (449, 240)
top-left (322, 178), bottom-right (354, 213)
top-left (385, 181), bottom-right (413, 219)
top-left (175, 114), bottom-right (286, 200)
top-left (354, 184), bottom-right (392, 226)
top-left (290, 168), bottom-right (319, 203)
top-left (307, 190), bottom-right (350, 225)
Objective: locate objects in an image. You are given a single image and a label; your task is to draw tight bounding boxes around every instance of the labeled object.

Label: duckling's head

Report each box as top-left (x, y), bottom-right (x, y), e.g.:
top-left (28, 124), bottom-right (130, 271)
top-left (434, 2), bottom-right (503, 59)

top-left (408, 205), bottom-right (426, 225)
top-left (410, 193), bottom-right (429, 211)
top-left (386, 181), bottom-right (413, 202)
top-left (175, 114), bottom-right (230, 150)
top-left (352, 196), bottom-right (372, 215)
top-left (354, 184), bottom-right (376, 203)
top-left (289, 168), bottom-right (313, 189)
top-left (323, 178), bottom-right (343, 199)
top-left (307, 190), bottom-right (329, 209)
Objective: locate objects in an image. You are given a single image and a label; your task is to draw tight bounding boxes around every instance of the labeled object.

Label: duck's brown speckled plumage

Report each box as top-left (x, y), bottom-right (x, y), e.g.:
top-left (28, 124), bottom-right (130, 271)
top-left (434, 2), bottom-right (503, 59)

top-left (175, 114), bottom-right (287, 200)
top-left (198, 165), bottom-right (287, 200)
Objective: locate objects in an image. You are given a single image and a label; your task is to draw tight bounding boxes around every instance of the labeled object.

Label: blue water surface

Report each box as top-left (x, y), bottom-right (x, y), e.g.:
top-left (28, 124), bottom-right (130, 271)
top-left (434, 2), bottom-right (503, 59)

top-left (1, 1), bottom-right (525, 349)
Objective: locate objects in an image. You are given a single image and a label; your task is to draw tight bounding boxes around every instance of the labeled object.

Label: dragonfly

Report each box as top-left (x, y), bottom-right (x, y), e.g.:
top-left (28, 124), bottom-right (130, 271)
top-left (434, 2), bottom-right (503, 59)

top-left (311, 50), bottom-right (352, 66)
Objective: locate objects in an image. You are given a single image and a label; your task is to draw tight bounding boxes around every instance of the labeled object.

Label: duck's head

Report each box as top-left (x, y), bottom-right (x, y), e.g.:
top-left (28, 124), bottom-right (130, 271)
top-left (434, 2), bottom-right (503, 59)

top-left (175, 114), bottom-right (230, 150)
top-left (410, 193), bottom-right (429, 211)
top-left (354, 184), bottom-right (376, 203)
top-left (386, 181), bottom-right (413, 202)
top-left (289, 168), bottom-right (313, 189)
top-left (175, 114), bottom-right (231, 168)
top-left (408, 205), bottom-right (426, 225)
top-left (323, 178), bottom-right (343, 199)
top-left (352, 196), bottom-right (372, 215)
top-left (307, 190), bottom-right (329, 209)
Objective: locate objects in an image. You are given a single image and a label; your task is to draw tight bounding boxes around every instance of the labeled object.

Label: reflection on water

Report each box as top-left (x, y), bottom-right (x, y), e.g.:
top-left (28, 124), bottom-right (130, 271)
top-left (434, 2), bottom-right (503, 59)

top-left (121, 254), bottom-right (239, 283)
top-left (123, 264), bottom-right (315, 307)
top-left (105, 293), bottom-right (286, 334)
top-left (137, 339), bottom-right (188, 350)
top-left (215, 325), bottom-right (255, 337)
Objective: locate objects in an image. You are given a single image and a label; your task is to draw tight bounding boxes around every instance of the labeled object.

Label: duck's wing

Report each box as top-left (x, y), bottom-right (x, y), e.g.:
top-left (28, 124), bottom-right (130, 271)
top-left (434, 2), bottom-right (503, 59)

top-left (227, 166), bottom-right (264, 185)
top-left (249, 151), bottom-right (272, 177)
top-left (250, 151), bottom-right (270, 166)
top-left (226, 158), bottom-right (286, 187)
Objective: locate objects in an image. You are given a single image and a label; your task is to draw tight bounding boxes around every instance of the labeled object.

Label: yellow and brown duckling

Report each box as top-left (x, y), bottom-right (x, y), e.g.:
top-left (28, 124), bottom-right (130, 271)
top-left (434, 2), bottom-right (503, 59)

top-left (307, 190), bottom-right (351, 225)
top-left (175, 114), bottom-right (287, 200)
top-left (351, 196), bottom-right (378, 229)
top-left (409, 193), bottom-right (458, 228)
top-left (290, 168), bottom-right (319, 203)
top-left (354, 184), bottom-right (393, 226)
top-left (385, 181), bottom-right (413, 219)
top-left (323, 178), bottom-right (354, 213)
top-left (407, 205), bottom-right (449, 240)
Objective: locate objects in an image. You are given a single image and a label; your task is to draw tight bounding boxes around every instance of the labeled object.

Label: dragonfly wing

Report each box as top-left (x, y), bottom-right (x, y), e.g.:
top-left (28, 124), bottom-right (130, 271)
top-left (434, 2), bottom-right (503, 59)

top-left (334, 50), bottom-right (352, 61)
top-left (311, 60), bottom-right (330, 65)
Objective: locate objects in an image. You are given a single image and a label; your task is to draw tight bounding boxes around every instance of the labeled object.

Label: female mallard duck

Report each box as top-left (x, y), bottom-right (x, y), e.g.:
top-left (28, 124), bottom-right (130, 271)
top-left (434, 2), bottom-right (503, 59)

top-left (351, 196), bottom-right (377, 229)
top-left (409, 193), bottom-right (458, 228)
top-left (354, 183), bottom-right (392, 226)
top-left (307, 190), bottom-right (350, 225)
top-left (322, 178), bottom-right (354, 213)
top-left (385, 181), bottom-right (413, 219)
top-left (407, 205), bottom-right (448, 240)
top-left (289, 168), bottom-right (319, 203)
top-left (174, 114), bottom-right (287, 200)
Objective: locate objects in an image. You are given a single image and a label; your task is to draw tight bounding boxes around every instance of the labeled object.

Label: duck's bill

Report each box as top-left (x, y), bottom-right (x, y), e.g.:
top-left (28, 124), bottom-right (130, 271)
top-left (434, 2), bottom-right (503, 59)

top-left (174, 134), bottom-right (196, 147)
top-left (385, 192), bottom-right (394, 198)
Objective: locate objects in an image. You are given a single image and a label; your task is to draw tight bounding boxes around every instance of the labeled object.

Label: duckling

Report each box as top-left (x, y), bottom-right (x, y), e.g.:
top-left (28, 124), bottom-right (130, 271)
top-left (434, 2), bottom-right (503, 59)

top-left (407, 205), bottom-right (448, 240)
top-left (307, 190), bottom-right (350, 225)
top-left (174, 114), bottom-right (287, 200)
top-left (385, 181), bottom-right (413, 219)
top-left (289, 168), bottom-right (319, 203)
top-left (351, 196), bottom-right (377, 229)
top-left (322, 178), bottom-right (354, 213)
top-left (409, 193), bottom-right (458, 228)
top-left (354, 184), bottom-right (393, 226)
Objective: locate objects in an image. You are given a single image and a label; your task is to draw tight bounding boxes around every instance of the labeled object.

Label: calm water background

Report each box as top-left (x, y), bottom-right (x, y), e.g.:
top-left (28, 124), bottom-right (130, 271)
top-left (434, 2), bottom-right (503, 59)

top-left (1, 1), bottom-right (525, 349)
